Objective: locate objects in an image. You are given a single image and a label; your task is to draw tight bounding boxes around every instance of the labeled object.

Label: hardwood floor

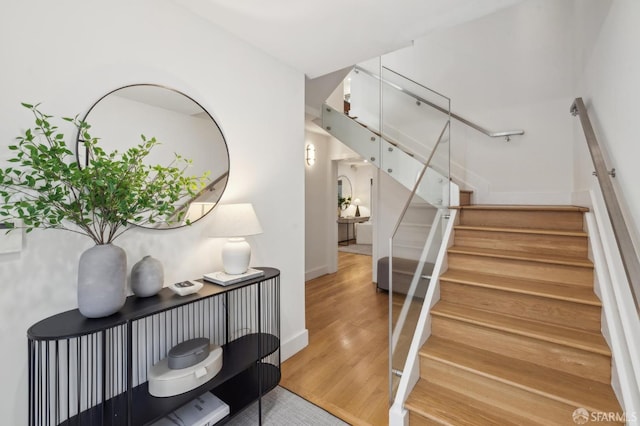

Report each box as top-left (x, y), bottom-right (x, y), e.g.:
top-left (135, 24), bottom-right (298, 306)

top-left (281, 252), bottom-right (389, 425)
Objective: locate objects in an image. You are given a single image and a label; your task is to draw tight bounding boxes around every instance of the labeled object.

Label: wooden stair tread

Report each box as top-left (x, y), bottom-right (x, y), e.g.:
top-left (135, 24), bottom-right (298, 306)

top-left (439, 269), bottom-right (601, 306)
top-left (454, 225), bottom-right (587, 237)
top-left (456, 204), bottom-right (589, 212)
top-left (421, 337), bottom-right (621, 414)
top-left (448, 245), bottom-right (593, 268)
top-left (430, 301), bottom-right (610, 355)
top-left (405, 380), bottom-right (530, 426)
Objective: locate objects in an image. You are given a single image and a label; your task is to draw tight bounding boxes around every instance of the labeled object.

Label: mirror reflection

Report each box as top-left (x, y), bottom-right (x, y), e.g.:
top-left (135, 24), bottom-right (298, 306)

top-left (337, 175), bottom-right (352, 211)
top-left (77, 84), bottom-right (230, 229)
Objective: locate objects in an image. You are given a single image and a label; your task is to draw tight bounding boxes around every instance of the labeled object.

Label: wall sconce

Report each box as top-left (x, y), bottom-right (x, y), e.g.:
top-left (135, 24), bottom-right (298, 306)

top-left (305, 143), bottom-right (316, 166)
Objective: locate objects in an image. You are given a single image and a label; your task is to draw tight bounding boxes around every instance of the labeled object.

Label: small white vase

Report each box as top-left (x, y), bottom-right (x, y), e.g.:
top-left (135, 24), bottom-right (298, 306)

top-left (131, 255), bottom-right (164, 297)
top-left (77, 244), bottom-right (127, 318)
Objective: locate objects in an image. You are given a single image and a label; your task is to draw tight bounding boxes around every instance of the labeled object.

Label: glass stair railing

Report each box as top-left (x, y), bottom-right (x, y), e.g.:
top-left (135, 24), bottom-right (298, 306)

top-left (321, 104), bottom-right (448, 207)
top-left (388, 130), bottom-right (449, 403)
top-left (320, 63), bottom-right (452, 405)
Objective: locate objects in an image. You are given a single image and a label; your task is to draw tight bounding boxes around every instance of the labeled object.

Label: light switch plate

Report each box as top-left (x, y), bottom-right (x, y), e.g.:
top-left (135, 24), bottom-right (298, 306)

top-left (0, 221), bottom-right (22, 254)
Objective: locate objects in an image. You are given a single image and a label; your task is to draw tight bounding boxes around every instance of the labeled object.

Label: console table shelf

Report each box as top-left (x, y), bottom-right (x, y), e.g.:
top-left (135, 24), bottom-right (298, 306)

top-left (28, 268), bottom-right (280, 426)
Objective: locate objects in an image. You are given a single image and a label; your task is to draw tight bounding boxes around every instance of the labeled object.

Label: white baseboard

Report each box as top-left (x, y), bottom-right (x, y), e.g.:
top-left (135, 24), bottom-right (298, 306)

top-left (305, 266), bottom-right (330, 282)
top-left (281, 329), bottom-right (309, 362)
top-left (571, 190), bottom-right (592, 209)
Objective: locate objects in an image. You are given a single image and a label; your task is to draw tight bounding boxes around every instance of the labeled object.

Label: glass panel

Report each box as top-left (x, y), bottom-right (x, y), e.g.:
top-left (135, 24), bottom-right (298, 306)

top-left (321, 104), bottom-right (381, 168)
top-left (380, 66), bottom-right (450, 173)
top-left (320, 59), bottom-right (452, 405)
top-left (347, 59), bottom-right (381, 132)
top-left (388, 136), bottom-right (450, 402)
top-left (382, 65), bottom-right (451, 403)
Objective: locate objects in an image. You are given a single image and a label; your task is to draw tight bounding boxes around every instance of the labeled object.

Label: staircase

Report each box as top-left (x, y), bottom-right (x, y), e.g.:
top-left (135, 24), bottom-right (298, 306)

top-left (404, 205), bottom-right (624, 425)
top-left (321, 103), bottom-right (450, 208)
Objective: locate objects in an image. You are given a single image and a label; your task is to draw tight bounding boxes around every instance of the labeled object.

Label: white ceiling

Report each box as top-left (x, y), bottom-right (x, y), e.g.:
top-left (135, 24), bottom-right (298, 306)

top-left (175, 0), bottom-right (521, 78)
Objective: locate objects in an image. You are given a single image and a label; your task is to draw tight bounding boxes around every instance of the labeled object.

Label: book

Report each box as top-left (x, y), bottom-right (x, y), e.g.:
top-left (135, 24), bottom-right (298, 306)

top-left (203, 268), bottom-right (265, 286)
top-left (151, 391), bottom-right (229, 426)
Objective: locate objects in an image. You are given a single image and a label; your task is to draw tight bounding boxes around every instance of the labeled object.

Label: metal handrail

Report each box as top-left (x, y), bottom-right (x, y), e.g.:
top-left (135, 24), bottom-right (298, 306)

top-left (391, 121), bottom-right (451, 237)
top-left (571, 97), bottom-right (640, 312)
top-left (167, 171), bottom-right (229, 221)
top-left (354, 65), bottom-right (525, 141)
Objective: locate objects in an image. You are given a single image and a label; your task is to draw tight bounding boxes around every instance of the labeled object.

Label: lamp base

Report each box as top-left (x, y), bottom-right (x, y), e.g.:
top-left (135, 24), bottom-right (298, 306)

top-left (222, 237), bottom-right (251, 275)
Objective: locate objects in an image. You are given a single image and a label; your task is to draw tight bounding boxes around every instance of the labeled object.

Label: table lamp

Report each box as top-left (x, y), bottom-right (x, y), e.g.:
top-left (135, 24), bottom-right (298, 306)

top-left (353, 198), bottom-right (362, 217)
top-left (209, 203), bottom-right (263, 274)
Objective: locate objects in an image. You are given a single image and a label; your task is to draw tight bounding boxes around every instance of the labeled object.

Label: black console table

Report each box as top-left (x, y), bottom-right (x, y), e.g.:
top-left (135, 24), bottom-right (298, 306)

top-left (27, 267), bottom-right (280, 426)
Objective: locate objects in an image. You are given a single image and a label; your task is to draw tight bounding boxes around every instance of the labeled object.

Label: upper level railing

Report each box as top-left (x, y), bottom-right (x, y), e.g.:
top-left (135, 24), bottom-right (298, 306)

top-left (355, 65), bottom-right (525, 141)
top-left (571, 97), bottom-right (640, 312)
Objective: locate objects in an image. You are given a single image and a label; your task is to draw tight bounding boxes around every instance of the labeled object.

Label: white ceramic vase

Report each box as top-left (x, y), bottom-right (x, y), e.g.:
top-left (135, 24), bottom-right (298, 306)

top-left (131, 255), bottom-right (164, 297)
top-left (77, 244), bottom-right (127, 318)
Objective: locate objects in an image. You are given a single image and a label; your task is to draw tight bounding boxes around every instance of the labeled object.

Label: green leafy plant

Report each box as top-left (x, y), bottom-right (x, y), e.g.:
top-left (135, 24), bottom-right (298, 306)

top-left (0, 103), bottom-right (208, 244)
top-left (338, 195), bottom-right (351, 210)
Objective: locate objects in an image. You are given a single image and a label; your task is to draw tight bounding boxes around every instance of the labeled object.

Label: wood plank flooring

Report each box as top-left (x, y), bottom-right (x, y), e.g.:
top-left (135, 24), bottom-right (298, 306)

top-left (281, 252), bottom-right (389, 425)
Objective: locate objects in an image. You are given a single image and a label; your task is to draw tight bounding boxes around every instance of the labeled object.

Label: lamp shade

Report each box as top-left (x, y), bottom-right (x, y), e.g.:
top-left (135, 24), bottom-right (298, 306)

top-left (209, 203), bottom-right (263, 274)
top-left (209, 203), bottom-right (263, 237)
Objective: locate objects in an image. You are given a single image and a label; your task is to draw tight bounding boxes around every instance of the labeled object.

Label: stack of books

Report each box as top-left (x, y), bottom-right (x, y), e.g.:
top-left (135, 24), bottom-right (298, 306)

top-left (151, 392), bottom-right (229, 426)
top-left (203, 268), bottom-right (264, 286)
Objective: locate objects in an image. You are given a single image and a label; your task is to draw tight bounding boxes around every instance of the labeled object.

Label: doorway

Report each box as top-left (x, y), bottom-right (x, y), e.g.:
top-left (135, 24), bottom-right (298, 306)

top-left (336, 159), bottom-right (375, 257)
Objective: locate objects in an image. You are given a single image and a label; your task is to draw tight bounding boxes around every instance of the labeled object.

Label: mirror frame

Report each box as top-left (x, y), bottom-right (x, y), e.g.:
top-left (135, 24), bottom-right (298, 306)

top-left (76, 83), bottom-right (230, 229)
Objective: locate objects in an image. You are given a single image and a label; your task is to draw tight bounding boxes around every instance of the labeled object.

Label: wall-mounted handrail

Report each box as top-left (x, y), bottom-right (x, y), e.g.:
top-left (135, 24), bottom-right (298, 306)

top-left (166, 171), bottom-right (229, 223)
top-left (354, 65), bottom-right (525, 141)
top-left (571, 97), bottom-right (640, 312)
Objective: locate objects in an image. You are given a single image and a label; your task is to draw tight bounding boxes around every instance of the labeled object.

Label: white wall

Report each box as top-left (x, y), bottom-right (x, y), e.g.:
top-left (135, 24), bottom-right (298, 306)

top-left (0, 1), bottom-right (306, 424)
top-left (381, 0), bottom-right (576, 204)
top-left (304, 130), bottom-right (335, 280)
top-left (572, 0), bottom-right (640, 256)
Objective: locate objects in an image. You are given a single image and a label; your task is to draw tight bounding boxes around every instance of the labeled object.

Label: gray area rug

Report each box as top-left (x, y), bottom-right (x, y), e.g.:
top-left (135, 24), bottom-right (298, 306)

top-left (227, 386), bottom-right (349, 425)
top-left (337, 243), bottom-right (372, 256)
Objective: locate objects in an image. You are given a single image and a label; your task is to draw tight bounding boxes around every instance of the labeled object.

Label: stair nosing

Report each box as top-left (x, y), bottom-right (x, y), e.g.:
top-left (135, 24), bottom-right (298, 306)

top-left (439, 270), bottom-right (601, 306)
top-left (448, 245), bottom-right (593, 268)
top-left (454, 225), bottom-right (588, 237)
top-left (430, 302), bottom-right (610, 356)
top-left (419, 336), bottom-right (619, 414)
top-left (405, 380), bottom-right (528, 426)
top-left (456, 204), bottom-right (590, 212)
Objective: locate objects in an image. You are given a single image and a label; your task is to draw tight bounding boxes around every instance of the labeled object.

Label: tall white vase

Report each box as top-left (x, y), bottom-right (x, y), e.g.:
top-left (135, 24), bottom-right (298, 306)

top-left (77, 244), bottom-right (127, 318)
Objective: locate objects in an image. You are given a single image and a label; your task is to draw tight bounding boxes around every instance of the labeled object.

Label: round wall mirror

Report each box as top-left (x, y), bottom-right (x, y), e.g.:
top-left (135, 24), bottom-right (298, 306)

top-left (337, 175), bottom-right (352, 210)
top-left (77, 84), bottom-right (230, 229)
